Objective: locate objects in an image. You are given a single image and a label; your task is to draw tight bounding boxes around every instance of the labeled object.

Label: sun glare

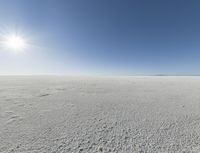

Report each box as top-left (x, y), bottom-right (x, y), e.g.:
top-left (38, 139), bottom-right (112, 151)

top-left (5, 34), bottom-right (26, 52)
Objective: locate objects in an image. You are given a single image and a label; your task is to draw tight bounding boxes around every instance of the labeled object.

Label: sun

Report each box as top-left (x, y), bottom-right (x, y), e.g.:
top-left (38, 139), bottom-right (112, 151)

top-left (0, 29), bottom-right (31, 54)
top-left (5, 34), bottom-right (26, 52)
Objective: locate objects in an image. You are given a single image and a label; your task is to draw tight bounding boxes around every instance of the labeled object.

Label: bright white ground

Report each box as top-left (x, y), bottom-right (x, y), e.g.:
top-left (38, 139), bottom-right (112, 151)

top-left (1, 76), bottom-right (200, 153)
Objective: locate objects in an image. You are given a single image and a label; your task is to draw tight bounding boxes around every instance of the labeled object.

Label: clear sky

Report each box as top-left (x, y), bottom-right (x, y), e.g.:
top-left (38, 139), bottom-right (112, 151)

top-left (0, 0), bottom-right (200, 75)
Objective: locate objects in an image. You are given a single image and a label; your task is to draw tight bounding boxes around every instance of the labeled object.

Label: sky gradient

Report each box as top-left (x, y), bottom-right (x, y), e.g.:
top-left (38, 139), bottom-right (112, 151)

top-left (0, 0), bottom-right (200, 75)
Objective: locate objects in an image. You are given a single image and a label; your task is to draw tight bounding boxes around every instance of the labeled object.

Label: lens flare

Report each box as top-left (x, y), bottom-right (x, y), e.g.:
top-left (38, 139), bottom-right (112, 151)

top-left (5, 34), bottom-right (26, 52)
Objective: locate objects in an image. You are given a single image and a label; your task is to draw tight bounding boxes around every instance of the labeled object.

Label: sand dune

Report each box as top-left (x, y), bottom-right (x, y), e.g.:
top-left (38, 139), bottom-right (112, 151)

top-left (1, 76), bottom-right (200, 152)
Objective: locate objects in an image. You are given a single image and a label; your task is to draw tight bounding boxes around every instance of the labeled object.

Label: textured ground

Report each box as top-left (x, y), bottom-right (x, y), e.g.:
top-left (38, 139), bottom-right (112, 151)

top-left (1, 76), bottom-right (200, 153)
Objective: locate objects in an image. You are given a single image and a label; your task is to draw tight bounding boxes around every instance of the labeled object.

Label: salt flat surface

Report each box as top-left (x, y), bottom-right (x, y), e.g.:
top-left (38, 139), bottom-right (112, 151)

top-left (1, 76), bottom-right (200, 153)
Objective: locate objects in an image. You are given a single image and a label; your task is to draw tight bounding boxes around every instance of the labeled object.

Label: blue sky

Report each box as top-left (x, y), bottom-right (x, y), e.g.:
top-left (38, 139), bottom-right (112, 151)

top-left (0, 0), bottom-right (200, 75)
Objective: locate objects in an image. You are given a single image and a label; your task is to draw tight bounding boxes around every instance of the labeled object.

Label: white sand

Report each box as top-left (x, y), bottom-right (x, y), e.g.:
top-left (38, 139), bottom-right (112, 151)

top-left (1, 76), bottom-right (200, 153)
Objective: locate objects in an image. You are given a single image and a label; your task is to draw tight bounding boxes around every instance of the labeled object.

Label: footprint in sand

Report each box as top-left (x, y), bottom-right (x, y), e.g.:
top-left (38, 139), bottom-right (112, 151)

top-left (6, 115), bottom-right (23, 125)
top-left (38, 93), bottom-right (50, 97)
top-left (4, 111), bottom-right (15, 117)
